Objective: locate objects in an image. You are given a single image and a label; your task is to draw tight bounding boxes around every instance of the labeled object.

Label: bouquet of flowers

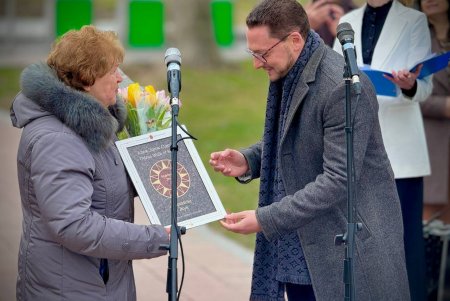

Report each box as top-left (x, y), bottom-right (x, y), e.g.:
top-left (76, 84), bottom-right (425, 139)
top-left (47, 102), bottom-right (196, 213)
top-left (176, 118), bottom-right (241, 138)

top-left (117, 81), bottom-right (171, 139)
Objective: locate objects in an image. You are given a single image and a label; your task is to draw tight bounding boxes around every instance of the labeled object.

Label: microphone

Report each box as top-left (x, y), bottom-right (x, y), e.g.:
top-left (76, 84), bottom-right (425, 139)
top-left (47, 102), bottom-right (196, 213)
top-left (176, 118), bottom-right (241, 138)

top-left (164, 48), bottom-right (182, 101)
top-left (336, 22), bottom-right (360, 88)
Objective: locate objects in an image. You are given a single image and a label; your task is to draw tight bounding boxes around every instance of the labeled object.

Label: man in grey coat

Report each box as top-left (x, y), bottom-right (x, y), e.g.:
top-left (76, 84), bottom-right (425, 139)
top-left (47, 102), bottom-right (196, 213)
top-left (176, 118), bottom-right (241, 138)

top-left (209, 0), bottom-right (410, 300)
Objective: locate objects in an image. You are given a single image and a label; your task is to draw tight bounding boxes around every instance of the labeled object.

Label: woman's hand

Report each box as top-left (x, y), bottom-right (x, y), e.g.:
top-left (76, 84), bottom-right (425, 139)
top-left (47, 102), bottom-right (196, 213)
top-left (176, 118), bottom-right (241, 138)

top-left (385, 64), bottom-right (423, 90)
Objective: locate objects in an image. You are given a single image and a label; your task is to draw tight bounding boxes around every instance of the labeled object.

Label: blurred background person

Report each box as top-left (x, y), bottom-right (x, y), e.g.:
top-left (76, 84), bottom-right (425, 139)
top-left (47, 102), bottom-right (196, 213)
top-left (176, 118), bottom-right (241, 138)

top-left (10, 25), bottom-right (169, 300)
top-left (419, 0), bottom-right (450, 296)
top-left (305, 0), bottom-right (358, 46)
top-left (333, 0), bottom-right (433, 300)
top-left (420, 0), bottom-right (450, 223)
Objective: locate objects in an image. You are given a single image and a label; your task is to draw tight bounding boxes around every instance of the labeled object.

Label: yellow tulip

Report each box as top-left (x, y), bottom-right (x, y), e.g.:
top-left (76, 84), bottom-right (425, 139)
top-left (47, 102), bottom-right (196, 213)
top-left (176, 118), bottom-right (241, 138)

top-left (127, 83), bottom-right (141, 107)
top-left (144, 85), bottom-right (158, 107)
top-left (145, 85), bottom-right (156, 95)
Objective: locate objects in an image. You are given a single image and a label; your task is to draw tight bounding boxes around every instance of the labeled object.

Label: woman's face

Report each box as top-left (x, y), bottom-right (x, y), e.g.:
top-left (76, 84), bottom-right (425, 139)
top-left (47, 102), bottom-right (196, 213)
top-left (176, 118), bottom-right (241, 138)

top-left (85, 65), bottom-right (123, 107)
top-left (421, 0), bottom-right (449, 17)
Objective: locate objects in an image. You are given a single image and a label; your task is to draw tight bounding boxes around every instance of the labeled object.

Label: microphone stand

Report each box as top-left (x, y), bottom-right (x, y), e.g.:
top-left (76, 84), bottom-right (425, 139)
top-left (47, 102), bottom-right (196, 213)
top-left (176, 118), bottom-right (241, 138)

top-left (165, 96), bottom-right (186, 301)
top-left (335, 65), bottom-right (361, 301)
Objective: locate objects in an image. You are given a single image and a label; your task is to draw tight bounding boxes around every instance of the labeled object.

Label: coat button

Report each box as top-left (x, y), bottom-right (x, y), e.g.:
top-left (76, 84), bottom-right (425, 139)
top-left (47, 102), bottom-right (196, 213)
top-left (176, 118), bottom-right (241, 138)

top-left (122, 243), bottom-right (130, 251)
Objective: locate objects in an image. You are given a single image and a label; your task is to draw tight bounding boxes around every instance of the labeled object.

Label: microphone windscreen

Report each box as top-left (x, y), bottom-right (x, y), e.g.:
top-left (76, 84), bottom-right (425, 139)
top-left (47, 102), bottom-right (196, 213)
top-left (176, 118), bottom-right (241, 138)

top-left (164, 48), bottom-right (181, 66)
top-left (336, 22), bottom-right (354, 45)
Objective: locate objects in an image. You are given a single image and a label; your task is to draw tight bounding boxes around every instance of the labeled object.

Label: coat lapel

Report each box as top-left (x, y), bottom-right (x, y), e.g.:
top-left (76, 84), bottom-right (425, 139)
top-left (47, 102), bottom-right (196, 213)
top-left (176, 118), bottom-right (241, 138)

top-left (349, 5), bottom-right (365, 66)
top-left (347, 1), bottom-right (409, 69)
top-left (371, 1), bottom-right (408, 70)
top-left (282, 44), bottom-right (325, 143)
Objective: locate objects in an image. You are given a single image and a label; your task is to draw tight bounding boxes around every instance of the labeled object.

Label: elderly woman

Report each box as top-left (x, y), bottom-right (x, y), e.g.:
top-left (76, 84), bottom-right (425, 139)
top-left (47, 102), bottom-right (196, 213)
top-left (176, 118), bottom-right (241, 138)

top-left (10, 25), bottom-right (169, 300)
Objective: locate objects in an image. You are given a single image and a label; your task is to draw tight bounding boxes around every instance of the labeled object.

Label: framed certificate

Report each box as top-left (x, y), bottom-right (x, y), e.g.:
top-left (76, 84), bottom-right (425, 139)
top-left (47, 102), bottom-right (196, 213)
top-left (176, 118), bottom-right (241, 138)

top-left (116, 126), bottom-right (226, 229)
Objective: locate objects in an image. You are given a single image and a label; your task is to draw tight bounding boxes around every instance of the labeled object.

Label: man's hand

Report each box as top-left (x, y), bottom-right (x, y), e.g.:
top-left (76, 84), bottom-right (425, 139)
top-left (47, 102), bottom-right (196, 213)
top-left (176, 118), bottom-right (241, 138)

top-left (220, 210), bottom-right (262, 234)
top-left (209, 149), bottom-right (249, 177)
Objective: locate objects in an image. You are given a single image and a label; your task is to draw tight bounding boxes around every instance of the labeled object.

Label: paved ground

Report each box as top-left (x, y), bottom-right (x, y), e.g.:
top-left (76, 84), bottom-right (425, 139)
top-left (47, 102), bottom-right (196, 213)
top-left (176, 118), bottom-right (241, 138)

top-left (0, 108), bottom-right (253, 301)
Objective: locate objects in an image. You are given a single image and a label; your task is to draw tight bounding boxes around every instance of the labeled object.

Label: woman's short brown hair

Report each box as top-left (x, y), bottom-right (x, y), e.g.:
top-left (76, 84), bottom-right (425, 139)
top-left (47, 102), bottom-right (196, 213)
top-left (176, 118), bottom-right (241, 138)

top-left (47, 25), bottom-right (124, 91)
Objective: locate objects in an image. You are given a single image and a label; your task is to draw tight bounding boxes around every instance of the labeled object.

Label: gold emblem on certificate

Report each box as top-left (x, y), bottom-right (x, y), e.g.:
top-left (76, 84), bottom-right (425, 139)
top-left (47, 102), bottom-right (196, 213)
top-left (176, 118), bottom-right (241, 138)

top-left (150, 159), bottom-right (191, 198)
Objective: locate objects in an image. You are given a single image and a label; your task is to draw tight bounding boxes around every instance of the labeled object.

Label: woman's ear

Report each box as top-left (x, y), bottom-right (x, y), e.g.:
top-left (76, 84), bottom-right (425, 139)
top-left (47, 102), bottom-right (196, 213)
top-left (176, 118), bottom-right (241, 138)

top-left (83, 85), bottom-right (91, 92)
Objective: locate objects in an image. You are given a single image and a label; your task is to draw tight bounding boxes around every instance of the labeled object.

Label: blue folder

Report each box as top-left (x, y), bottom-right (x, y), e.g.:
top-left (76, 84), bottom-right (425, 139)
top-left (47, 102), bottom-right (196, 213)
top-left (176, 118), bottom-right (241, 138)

top-left (361, 51), bottom-right (450, 97)
top-left (360, 67), bottom-right (397, 97)
top-left (413, 51), bottom-right (450, 79)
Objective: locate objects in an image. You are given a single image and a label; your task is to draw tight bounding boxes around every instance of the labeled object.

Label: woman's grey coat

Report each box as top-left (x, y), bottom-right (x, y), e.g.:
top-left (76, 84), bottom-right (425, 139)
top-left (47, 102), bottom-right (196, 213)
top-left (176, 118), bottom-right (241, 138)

top-left (10, 63), bottom-right (168, 301)
top-left (242, 43), bottom-right (410, 300)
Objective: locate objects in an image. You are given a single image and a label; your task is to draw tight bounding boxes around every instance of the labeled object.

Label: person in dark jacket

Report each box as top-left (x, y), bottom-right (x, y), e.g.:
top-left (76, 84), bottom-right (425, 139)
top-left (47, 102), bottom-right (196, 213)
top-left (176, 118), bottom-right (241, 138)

top-left (209, 0), bottom-right (410, 300)
top-left (10, 25), bottom-right (169, 301)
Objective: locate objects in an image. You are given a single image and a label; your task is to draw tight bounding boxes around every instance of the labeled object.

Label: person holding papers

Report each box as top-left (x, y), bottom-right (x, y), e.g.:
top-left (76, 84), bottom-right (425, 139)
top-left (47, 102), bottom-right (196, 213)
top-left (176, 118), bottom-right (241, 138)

top-left (333, 1), bottom-right (432, 300)
top-left (420, 0), bottom-right (450, 223)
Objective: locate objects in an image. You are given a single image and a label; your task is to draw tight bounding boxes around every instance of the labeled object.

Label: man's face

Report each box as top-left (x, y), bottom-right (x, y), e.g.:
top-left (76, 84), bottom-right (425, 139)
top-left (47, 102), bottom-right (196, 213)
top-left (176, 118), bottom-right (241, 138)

top-left (246, 26), bottom-right (302, 82)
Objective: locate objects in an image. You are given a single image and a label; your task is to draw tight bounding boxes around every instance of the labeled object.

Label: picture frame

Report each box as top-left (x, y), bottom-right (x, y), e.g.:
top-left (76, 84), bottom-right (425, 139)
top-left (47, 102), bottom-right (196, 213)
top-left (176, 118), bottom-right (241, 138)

top-left (115, 126), bottom-right (226, 229)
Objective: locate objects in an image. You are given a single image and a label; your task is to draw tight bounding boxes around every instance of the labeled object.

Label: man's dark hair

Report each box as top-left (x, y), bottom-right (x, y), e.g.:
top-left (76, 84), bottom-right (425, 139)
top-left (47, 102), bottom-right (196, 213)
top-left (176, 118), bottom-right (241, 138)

top-left (246, 0), bottom-right (310, 40)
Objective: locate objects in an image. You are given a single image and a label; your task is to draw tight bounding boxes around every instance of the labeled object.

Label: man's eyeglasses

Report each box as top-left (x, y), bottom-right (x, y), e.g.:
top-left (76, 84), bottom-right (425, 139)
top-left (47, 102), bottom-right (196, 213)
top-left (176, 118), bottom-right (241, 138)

top-left (246, 33), bottom-right (291, 63)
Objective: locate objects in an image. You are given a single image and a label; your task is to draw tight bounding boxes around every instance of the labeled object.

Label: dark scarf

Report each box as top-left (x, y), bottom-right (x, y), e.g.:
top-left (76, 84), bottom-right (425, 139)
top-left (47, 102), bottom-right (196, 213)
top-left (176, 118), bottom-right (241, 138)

top-left (250, 31), bottom-right (321, 301)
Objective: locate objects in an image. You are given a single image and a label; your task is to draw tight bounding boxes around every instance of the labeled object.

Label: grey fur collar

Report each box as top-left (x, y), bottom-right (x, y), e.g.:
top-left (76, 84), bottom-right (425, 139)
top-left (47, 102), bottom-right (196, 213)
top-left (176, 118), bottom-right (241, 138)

top-left (20, 62), bottom-right (127, 152)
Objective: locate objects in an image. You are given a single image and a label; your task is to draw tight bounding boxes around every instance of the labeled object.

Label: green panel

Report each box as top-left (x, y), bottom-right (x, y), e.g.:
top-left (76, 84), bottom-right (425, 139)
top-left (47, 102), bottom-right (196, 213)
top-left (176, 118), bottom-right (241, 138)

top-left (55, 0), bottom-right (92, 37)
top-left (211, 0), bottom-right (234, 47)
top-left (129, 0), bottom-right (164, 48)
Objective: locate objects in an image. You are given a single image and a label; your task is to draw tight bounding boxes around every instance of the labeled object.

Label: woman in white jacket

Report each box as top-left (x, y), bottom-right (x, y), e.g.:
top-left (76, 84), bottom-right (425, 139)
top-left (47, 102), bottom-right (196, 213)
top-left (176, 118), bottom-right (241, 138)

top-left (333, 1), bottom-right (432, 300)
